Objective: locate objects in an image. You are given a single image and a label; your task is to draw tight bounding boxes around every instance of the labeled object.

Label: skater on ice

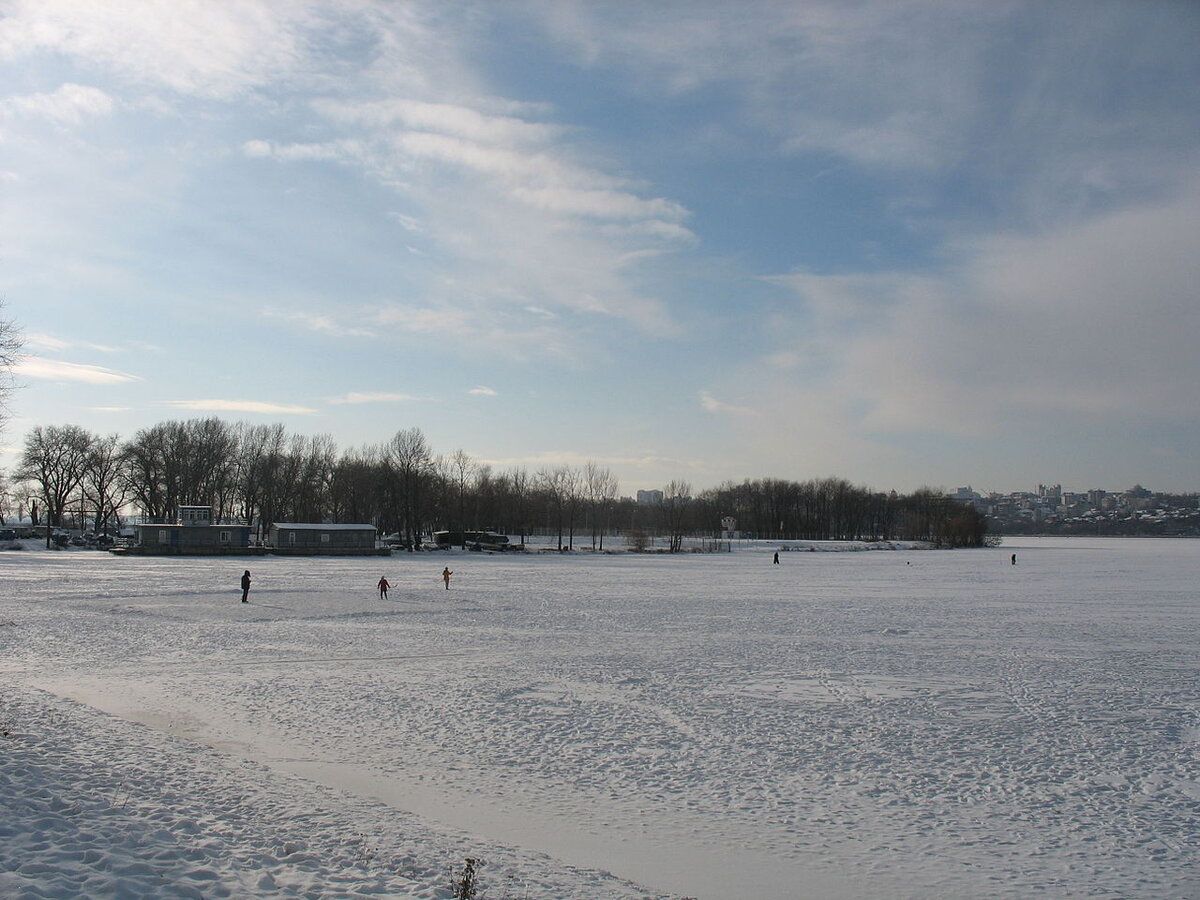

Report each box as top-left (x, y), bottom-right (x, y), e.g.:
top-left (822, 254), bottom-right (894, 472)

top-left (377, 576), bottom-right (390, 599)
top-left (442, 567), bottom-right (453, 590)
top-left (240, 569), bottom-right (251, 603)
top-left (773, 552), bottom-right (779, 564)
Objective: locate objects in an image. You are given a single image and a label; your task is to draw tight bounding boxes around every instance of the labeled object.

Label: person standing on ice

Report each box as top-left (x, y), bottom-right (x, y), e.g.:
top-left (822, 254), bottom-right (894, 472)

top-left (377, 576), bottom-right (390, 599)
top-left (773, 552), bottom-right (780, 564)
top-left (240, 569), bottom-right (251, 603)
top-left (442, 567), bottom-right (453, 590)
top-left (1011, 553), bottom-right (1017, 565)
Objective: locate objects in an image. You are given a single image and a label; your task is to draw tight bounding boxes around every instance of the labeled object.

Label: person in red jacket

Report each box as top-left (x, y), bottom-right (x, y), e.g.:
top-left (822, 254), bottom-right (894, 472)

top-left (377, 576), bottom-right (390, 599)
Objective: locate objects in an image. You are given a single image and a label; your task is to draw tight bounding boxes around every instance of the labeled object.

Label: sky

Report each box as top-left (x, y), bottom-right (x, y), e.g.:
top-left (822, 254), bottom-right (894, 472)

top-left (1, 0), bottom-right (1198, 497)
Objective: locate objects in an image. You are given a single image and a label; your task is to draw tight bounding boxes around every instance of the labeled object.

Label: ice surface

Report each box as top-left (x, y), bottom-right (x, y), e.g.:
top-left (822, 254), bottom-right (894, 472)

top-left (1, 537), bottom-right (1197, 898)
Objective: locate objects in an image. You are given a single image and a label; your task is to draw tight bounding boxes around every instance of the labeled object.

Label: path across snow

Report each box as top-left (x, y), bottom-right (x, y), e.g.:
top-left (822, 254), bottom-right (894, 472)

top-left (1, 537), bottom-right (1197, 898)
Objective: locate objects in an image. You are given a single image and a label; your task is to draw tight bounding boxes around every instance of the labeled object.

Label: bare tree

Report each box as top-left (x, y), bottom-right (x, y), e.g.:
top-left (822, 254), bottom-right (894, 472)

top-left (449, 449), bottom-right (476, 547)
top-left (506, 466), bottom-right (531, 547)
top-left (82, 433), bottom-right (131, 534)
top-left (17, 425), bottom-right (95, 540)
top-left (661, 479), bottom-right (692, 552)
top-left (472, 463), bottom-right (498, 533)
top-left (537, 465), bottom-right (576, 551)
top-left (584, 462), bottom-right (619, 551)
top-left (386, 427), bottom-right (435, 550)
top-left (121, 418), bottom-right (239, 523)
top-left (330, 444), bottom-right (385, 526)
top-left (0, 300), bottom-right (21, 434)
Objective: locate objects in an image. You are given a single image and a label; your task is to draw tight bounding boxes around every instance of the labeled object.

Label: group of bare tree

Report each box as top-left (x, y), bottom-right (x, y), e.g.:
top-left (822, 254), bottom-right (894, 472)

top-left (6, 415), bottom-right (989, 549)
top-left (692, 477), bottom-right (989, 547)
top-left (6, 418), bottom-right (630, 548)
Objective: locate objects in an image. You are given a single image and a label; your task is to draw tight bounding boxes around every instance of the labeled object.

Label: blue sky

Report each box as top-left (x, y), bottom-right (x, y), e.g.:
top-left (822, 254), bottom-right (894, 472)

top-left (2, 0), bottom-right (1198, 495)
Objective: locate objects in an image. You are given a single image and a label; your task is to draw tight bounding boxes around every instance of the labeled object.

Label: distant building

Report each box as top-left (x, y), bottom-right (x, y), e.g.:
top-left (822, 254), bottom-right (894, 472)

top-left (270, 523), bottom-right (381, 555)
top-left (636, 490), bottom-right (663, 506)
top-left (133, 505), bottom-right (254, 555)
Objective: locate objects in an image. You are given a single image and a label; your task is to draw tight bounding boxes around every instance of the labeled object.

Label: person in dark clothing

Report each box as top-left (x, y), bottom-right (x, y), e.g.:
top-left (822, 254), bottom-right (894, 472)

top-left (1011, 553), bottom-right (1017, 566)
top-left (241, 569), bottom-right (251, 603)
top-left (377, 576), bottom-right (390, 599)
top-left (773, 552), bottom-right (779, 564)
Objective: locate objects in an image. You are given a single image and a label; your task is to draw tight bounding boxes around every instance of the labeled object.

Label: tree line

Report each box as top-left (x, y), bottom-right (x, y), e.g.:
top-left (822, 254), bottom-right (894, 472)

top-left (5, 417), bottom-right (990, 549)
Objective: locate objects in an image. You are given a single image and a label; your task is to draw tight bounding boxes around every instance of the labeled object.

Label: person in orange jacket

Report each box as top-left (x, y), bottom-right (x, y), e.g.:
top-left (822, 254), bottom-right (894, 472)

top-left (442, 567), bottom-right (453, 590)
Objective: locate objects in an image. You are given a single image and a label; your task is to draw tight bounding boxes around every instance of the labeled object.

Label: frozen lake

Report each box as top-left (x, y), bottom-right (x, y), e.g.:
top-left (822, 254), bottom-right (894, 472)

top-left (1, 536), bottom-right (1197, 899)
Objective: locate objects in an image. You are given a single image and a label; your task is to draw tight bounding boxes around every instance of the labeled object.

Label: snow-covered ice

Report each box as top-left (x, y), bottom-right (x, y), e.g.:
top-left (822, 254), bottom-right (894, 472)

top-left (1, 536), bottom-right (1196, 898)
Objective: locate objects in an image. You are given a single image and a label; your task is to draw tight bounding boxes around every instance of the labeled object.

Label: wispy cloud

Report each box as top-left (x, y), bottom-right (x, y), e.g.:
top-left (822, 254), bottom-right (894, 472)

top-left (468, 386), bottom-right (498, 396)
top-left (533, 2), bottom-right (1200, 231)
top-left (759, 181), bottom-right (1200, 438)
top-left (0, 83), bottom-right (114, 126)
top-left (482, 450), bottom-right (697, 471)
top-left (24, 333), bottom-right (122, 354)
top-left (162, 399), bottom-right (317, 415)
top-left (314, 96), bottom-right (566, 146)
top-left (17, 357), bottom-right (140, 384)
top-left (262, 308), bottom-right (376, 338)
top-left (0, 0), bottom-right (322, 99)
top-left (699, 391), bottom-right (756, 416)
top-left (328, 392), bottom-right (422, 405)
top-left (243, 52), bottom-right (694, 346)
top-left (23, 334), bottom-right (70, 352)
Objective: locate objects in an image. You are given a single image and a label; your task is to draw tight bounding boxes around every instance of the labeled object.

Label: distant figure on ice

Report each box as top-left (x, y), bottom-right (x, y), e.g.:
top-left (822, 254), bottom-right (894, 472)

top-left (442, 567), bottom-right (453, 590)
top-left (773, 552), bottom-right (779, 564)
top-left (240, 569), bottom-right (252, 603)
top-left (1011, 553), bottom-right (1017, 566)
top-left (377, 576), bottom-right (390, 599)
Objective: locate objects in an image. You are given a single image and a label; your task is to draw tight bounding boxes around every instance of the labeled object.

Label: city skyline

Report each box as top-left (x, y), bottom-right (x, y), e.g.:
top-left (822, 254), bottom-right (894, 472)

top-left (2, 1), bottom-right (1198, 494)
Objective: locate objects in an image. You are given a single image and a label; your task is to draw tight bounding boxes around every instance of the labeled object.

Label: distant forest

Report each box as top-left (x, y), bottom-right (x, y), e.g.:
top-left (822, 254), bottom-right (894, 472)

top-left (10, 418), bottom-right (992, 549)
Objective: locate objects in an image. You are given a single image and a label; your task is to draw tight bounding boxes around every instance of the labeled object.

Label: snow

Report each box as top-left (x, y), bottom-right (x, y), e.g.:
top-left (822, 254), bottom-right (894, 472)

top-left (1, 536), bottom-right (1197, 899)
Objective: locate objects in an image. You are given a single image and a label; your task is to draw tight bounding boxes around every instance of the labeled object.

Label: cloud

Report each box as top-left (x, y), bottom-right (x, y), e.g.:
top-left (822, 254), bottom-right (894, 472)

top-left (23, 333), bottom-right (123, 354)
top-left (314, 96), bottom-right (565, 147)
top-left (509, 186), bottom-right (688, 223)
top-left (261, 308), bottom-right (376, 338)
top-left (699, 391), bottom-right (756, 416)
top-left (328, 392), bottom-right (422, 405)
top-left (24, 334), bottom-right (70, 352)
top-left (482, 450), bottom-right (696, 472)
top-left (241, 138), bottom-right (366, 163)
top-left (17, 356), bottom-right (140, 384)
top-left (468, 386), bottom-right (497, 396)
top-left (162, 399), bottom-right (317, 415)
top-left (0, 0), bottom-right (322, 99)
top-left (759, 182), bottom-right (1200, 440)
top-left (254, 67), bottom-right (693, 343)
top-left (0, 83), bottom-right (115, 126)
top-left (532, 1), bottom-right (1200, 232)
top-left (373, 303), bottom-right (476, 337)
top-left (533, 1), bottom-right (995, 171)
top-left (241, 139), bottom-right (273, 158)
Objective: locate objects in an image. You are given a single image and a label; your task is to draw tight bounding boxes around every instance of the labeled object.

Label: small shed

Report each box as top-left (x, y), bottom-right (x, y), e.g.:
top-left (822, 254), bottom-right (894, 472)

top-left (269, 523), bottom-right (382, 555)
